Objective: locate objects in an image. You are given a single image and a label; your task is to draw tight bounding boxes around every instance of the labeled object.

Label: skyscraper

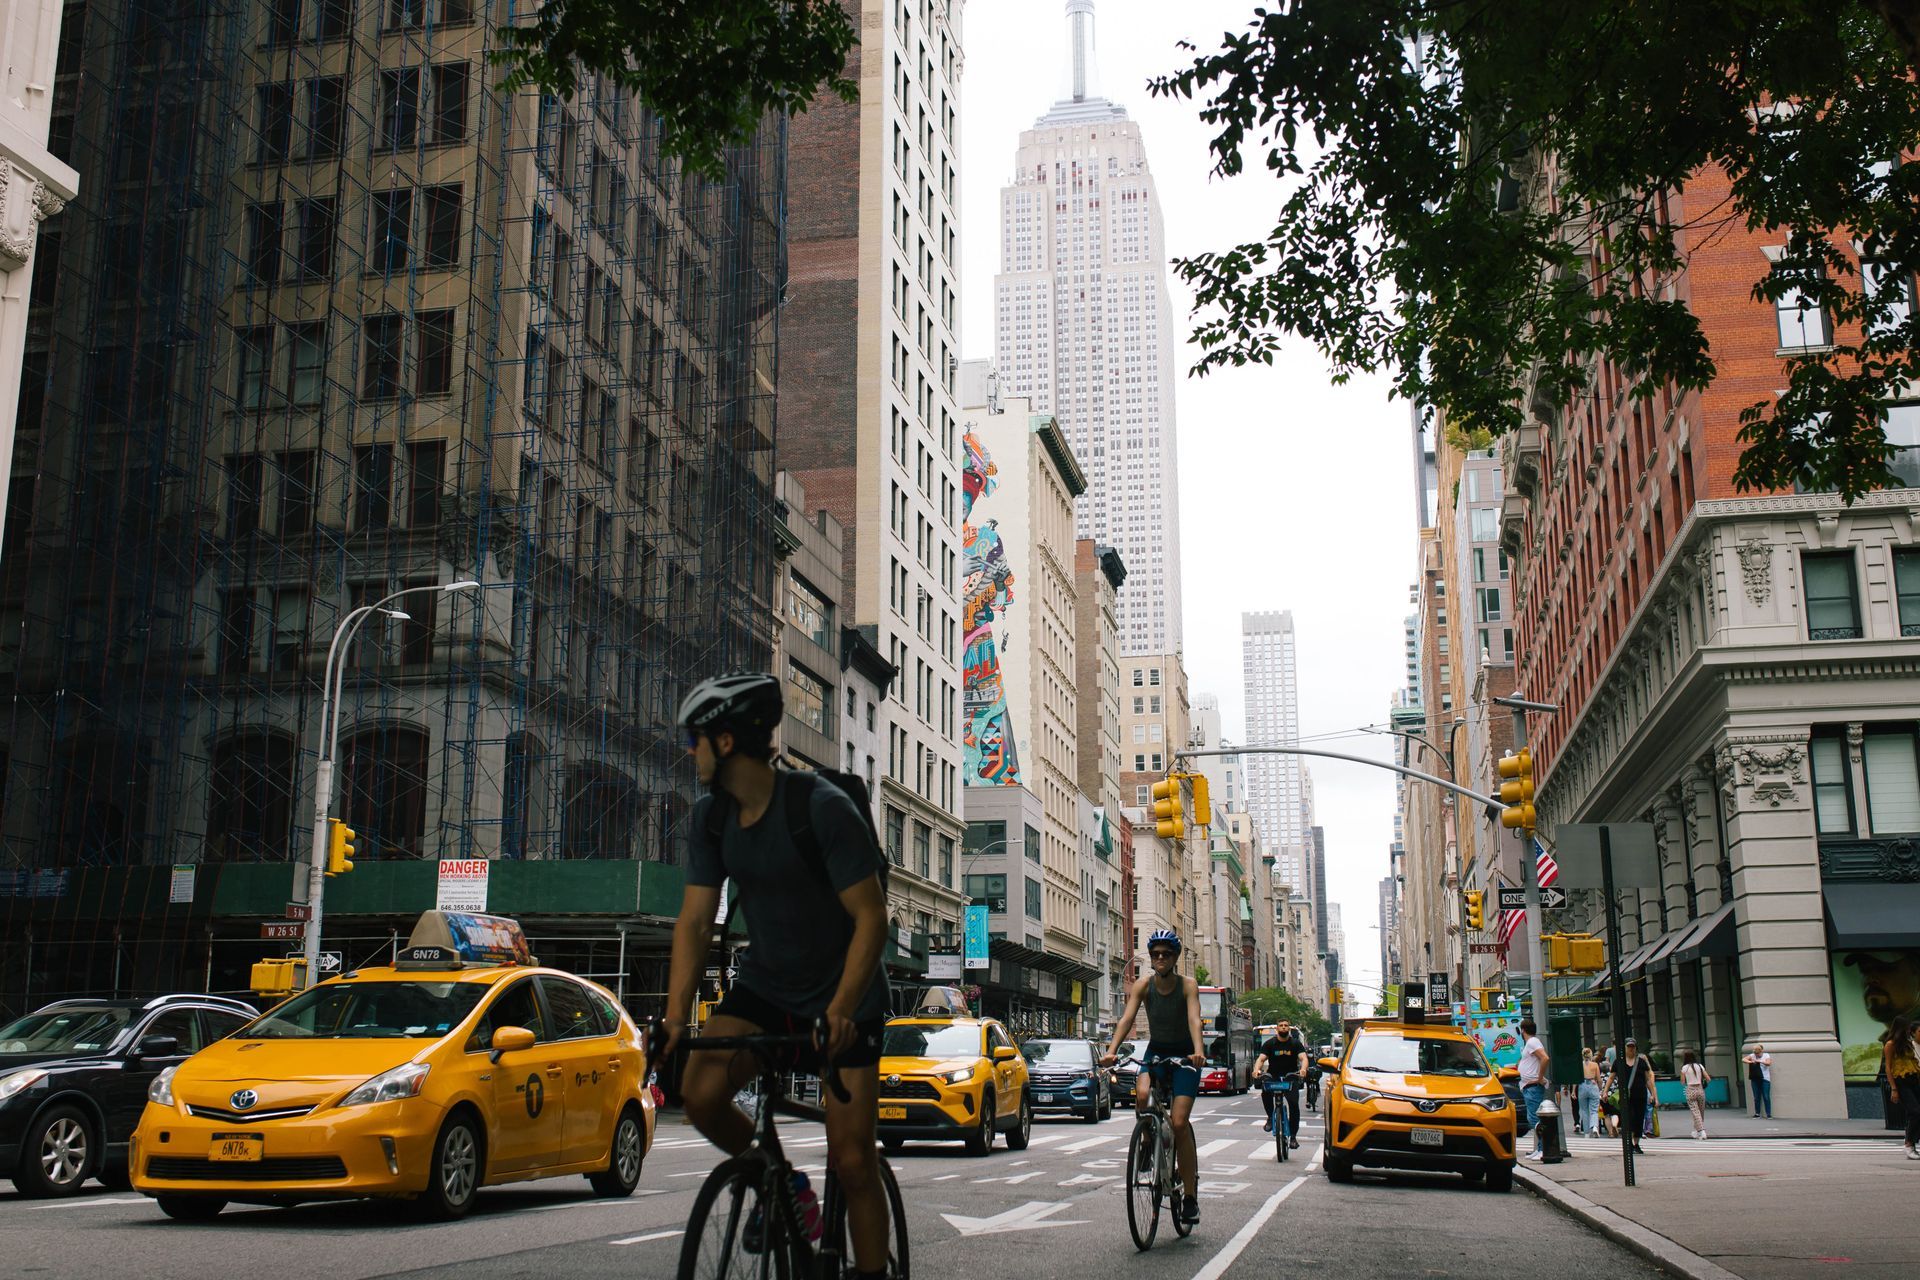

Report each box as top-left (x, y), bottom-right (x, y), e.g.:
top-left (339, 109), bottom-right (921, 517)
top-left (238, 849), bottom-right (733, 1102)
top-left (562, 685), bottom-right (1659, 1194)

top-left (993, 0), bottom-right (1182, 656)
top-left (1243, 611), bottom-right (1307, 876)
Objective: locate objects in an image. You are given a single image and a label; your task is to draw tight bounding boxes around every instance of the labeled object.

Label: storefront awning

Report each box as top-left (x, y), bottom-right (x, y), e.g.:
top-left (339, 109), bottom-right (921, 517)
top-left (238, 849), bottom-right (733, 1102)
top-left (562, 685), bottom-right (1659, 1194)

top-left (989, 937), bottom-right (1101, 986)
top-left (1615, 937), bottom-right (1663, 983)
top-left (1667, 902), bottom-right (1737, 968)
top-left (1824, 882), bottom-right (1920, 949)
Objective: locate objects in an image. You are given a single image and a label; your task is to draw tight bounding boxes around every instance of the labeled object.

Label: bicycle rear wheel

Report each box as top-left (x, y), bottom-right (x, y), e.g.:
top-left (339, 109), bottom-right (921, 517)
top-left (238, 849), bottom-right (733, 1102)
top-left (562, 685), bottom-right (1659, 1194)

top-left (1125, 1120), bottom-right (1160, 1251)
top-left (679, 1154), bottom-right (792, 1280)
top-left (1275, 1093), bottom-right (1289, 1163)
top-left (830, 1157), bottom-right (910, 1280)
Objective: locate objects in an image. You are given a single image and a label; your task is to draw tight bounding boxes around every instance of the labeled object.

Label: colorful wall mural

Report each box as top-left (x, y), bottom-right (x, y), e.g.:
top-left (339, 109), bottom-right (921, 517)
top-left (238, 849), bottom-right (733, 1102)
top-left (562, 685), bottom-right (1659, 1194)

top-left (960, 430), bottom-right (1021, 786)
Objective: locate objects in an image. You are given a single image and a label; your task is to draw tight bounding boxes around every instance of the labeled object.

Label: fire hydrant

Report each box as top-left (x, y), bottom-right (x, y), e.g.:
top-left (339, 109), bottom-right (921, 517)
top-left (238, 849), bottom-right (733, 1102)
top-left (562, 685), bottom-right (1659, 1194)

top-left (1534, 1097), bottom-right (1567, 1163)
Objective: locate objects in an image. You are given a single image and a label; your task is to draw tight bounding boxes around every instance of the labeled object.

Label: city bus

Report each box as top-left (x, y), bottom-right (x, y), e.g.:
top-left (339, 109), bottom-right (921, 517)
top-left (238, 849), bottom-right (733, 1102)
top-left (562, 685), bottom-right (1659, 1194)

top-left (1196, 985), bottom-right (1258, 1093)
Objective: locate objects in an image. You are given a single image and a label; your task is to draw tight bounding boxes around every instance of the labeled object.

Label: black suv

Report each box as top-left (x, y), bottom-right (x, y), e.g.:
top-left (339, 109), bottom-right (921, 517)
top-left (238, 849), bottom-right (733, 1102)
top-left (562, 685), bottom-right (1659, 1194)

top-left (1020, 1037), bottom-right (1112, 1122)
top-left (0, 994), bottom-right (257, 1196)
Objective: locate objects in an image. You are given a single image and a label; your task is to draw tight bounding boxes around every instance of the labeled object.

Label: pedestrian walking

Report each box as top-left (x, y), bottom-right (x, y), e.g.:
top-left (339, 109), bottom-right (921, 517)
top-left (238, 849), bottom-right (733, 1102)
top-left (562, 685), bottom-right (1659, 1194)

top-left (1882, 1015), bottom-right (1920, 1160)
top-left (1744, 1043), bottom-right (1774, 1118)
top-left (1578, 1047), bottom-right (1604, 1137)
top-left (1613, 1037), bottom-right (1654, 1154)
top-left (1518, 1018), bottom-right (1550, 1159)
top-left (1679, 1049), bottom-right (1711, 1139)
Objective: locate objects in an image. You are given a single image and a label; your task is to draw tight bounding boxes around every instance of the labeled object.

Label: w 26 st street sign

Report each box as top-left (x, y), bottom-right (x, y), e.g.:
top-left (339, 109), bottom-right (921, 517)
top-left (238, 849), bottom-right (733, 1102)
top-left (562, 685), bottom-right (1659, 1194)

top-left (1498, 887), bottom-right (1567, 911)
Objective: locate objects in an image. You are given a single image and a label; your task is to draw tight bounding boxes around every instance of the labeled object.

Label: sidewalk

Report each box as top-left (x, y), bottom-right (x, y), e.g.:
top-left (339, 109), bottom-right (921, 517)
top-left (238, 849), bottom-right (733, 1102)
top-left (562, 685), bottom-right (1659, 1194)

top-left (1515, 1110), bottom-right (1911, 1280)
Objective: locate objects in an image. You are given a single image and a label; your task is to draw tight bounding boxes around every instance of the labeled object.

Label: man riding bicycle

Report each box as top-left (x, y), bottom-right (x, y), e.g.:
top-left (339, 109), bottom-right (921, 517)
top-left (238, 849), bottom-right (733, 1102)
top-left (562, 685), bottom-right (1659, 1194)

top-left (1253, 1019), bottom-right (1308, 1147)
top-left (660, 673), bottom-right (893, 1280)
top-left (1101, 930), bottom-right (1207, 1227)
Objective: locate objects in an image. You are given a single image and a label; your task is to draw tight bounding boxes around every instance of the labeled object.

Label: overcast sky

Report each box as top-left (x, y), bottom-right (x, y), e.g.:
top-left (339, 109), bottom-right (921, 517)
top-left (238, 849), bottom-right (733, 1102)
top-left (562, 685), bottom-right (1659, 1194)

top-left (955, 0), bottom-right (1417, 1001)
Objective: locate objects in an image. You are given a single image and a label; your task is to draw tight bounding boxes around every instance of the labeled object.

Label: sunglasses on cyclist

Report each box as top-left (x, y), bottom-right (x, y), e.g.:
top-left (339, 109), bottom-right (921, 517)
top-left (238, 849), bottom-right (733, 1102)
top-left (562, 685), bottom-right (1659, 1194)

top-left (685, 730), bottom-right (705, 750)
top-left (1148, 949), bottom-right (1175, 961)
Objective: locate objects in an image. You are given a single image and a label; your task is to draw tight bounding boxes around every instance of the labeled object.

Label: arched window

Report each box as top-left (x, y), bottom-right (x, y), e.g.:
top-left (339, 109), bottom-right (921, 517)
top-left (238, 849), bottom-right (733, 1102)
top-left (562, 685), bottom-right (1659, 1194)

top-left (339, 724), bottom-right (430, 857)
top-left (561, 761), bottom-right (639, 859)
top-left (206, 731), bottom-right (298, 862)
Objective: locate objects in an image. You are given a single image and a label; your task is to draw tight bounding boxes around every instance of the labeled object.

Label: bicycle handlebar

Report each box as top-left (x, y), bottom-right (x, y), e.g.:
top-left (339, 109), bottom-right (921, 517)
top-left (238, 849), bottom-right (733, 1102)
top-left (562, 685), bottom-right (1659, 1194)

top-left (648, 1018), bottom-right (854, 1104)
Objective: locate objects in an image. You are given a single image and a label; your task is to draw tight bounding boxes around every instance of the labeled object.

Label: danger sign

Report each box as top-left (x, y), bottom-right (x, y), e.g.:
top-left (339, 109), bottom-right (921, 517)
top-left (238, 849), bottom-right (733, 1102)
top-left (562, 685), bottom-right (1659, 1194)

top-left (436, 858), bottom-right (490, 911)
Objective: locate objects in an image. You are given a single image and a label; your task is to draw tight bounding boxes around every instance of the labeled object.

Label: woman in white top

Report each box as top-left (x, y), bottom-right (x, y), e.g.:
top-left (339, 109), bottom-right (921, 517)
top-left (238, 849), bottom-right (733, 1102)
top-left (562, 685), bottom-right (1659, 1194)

top-left (1679, 1048), bottom-right (1712, 1138)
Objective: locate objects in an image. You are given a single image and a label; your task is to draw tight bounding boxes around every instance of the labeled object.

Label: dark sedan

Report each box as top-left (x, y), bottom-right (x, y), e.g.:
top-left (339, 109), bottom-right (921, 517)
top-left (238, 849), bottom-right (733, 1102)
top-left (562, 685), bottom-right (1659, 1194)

top-left (0, 994), bottom-right (256, 1196)
top-left (1021, 1038), bottom-right (1112, 1121)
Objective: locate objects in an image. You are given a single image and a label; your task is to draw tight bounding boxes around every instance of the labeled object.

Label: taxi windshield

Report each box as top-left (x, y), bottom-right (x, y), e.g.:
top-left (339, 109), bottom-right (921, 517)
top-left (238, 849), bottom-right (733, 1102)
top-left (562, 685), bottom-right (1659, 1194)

top-left (0, 1007), bottom-right (131, 1054)
top-left (242, 982), bottom-right (488, 1040)
top-left (883, 1024), bottom-right (983, 1059)
top-left (1348, 1031), bottom-right (1490, 1078)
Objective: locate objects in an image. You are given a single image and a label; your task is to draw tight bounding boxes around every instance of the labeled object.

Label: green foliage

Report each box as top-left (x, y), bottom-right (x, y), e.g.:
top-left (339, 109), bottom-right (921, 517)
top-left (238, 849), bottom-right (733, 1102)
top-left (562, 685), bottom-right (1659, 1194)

top-left (491, 0), bottom-right (859, 178)
top-left (1151, 2), bottom-right (1920, 500)
top-left (1373, 986), bottom-right (1400, 1017)
top-left (1242, 985), bottom-right (1333, 1045)
top-left (1195, 963), bottom-right (1211, 984)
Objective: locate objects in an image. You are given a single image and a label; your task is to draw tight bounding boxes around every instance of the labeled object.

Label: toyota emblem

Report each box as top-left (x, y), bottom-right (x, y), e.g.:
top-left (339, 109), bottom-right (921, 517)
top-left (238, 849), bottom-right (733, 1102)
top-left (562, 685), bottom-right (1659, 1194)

top-left (230, 1089), bottom-right (259, 1111)
top-left (887, 1074), bottom-right (901, 1086)
top-left (1415, 1098), bottom-right (1440, 1113)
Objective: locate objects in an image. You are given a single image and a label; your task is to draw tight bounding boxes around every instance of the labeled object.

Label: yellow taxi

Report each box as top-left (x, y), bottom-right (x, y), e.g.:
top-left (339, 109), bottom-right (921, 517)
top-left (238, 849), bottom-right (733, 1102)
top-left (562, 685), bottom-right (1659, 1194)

top-left (1320, 1015), bottom-right (1518, 1190)
top-left (876, 987), bottom-right (1030, 1156)
top-left (130, 912), bottom-right (655, 1221)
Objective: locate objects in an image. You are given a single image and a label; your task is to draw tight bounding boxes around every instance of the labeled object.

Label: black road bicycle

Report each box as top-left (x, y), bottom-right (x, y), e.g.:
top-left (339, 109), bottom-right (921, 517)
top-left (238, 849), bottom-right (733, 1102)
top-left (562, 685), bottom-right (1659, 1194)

top-left (1117, 1054), bottom-right (1195, 1250)
top-left (669, 1024), bottom-right (909, 1280)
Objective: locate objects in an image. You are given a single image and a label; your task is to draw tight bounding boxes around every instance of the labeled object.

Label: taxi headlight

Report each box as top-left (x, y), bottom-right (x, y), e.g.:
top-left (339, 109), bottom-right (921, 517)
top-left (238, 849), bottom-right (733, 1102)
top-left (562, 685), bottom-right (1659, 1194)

top-left (341, 1062), bottom-right (431, 1107)
top-left (942, 1066), bottom-right (976, 1085)
top-left (1341, 1083), bottom-right (1381, 1104)
top-left (146, 1066), bottom-right (177, 1106)
top-left (1474, 1093), bottom-right (1510, 1111)
top-left (0, 1068), bottom-right (48, 1103)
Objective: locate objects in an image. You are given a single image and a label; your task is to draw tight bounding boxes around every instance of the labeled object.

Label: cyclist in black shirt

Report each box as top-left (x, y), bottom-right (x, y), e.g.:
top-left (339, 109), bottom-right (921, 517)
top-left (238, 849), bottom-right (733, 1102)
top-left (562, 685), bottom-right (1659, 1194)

top-left (1254, 1019), bottom-right (1308, 1148)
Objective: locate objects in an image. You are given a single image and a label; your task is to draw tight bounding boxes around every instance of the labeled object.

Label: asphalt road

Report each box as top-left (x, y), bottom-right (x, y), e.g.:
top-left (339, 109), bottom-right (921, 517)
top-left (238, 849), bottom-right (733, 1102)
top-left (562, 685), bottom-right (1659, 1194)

top-left (2, 1092), bottom-right (1660, 1278)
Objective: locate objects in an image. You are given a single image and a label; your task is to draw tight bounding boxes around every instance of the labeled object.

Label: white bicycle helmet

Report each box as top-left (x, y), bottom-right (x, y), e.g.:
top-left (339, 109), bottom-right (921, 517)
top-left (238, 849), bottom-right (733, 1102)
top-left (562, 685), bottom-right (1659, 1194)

top-left (677, 672), bottom-right (783, 737)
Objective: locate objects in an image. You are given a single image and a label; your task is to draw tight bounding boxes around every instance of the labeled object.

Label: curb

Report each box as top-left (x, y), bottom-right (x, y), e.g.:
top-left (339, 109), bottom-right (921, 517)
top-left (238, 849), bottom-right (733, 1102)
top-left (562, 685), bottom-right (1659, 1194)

top-left (1513, 1165), bottom-right (1745, 1280)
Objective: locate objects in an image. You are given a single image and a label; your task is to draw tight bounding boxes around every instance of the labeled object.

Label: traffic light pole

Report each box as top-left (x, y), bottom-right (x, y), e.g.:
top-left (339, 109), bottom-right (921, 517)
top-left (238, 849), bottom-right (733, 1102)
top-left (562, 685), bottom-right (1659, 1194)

top-left (1172, 746), bottom-right (1504, 815)
top-left (1600, 824), bottom-right (1637, 1186)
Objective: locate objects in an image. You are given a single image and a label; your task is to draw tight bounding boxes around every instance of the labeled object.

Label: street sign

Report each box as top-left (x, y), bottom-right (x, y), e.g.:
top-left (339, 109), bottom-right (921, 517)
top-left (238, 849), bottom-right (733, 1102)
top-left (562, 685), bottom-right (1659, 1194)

top-left (261, 922), bottom-right (303, 940)
top-left (1470, 942), bottom-right (1502, 955)
top-left (317, 950), bottom-right (343, 974)
top-left (284, 902), bottom-right (312, 921)
top-left (1552, 823), bottom-right (1659, 888)
top-left (1499, 886), bottom-right (1567, 910)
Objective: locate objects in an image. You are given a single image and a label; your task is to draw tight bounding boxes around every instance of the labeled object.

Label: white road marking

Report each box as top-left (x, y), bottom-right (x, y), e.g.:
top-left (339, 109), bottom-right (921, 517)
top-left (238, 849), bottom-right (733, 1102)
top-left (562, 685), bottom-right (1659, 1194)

top-left (1057, 1134), bottom-right (1122, 1154)
top-left (1244, 1141), bottom-right (1274, 1160)
top-left (1190, 1176), bottom-right (1308, 1280)
top-left (1195, 1139), bottom-right (1237, 1158)
top-left (941, 1200), bottom-right (1087, 1237)
top-left (930, 1173), bottom-right (960, 1181)
top-left (971, 1169), bottom-right (1044, 1185)
top-left (610, 1229), bottom-right (684, 1245)
top-left (516, 1193), bottom-right (669, 1213)
top-left (1057, 1173), bottom-right (1117, 1187)
top-left (1023, 1132), bottom-right (1067, 1146)
top-left (28, 1197), bottom-right (146, 1210)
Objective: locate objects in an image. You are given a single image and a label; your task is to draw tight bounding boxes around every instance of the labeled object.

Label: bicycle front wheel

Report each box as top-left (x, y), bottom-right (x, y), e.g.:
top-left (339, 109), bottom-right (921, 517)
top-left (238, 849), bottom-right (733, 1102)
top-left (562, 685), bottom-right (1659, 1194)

top-left (831, 1157), bottom-right (910, 1280)
top-left (1275, 1096), bottom-right (1289, 1163)
top-left (1125, 1120), bottom-right (1160, 1251)
top-left (679, 1154), bottom-right (792, 1280)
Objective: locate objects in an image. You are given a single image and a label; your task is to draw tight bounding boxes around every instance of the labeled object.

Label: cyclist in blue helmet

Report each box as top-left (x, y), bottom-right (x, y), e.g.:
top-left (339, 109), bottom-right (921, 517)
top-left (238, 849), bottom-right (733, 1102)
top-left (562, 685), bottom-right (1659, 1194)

top-left (1102, 930), bottom-right (1206, 1226)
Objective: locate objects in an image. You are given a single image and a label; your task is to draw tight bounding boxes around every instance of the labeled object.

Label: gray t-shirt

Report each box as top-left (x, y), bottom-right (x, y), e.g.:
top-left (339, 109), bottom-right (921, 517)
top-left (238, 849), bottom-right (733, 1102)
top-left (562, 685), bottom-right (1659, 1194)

top-left (686, 773), bottom-right (888, 1022)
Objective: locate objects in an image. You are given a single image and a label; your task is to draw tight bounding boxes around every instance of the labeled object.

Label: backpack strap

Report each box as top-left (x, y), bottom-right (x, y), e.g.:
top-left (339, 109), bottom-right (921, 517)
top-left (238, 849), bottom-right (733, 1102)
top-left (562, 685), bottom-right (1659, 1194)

top-left (706, 792), bottom-right (737, 947)
top-left (780, 771), bottom-right (843, 910)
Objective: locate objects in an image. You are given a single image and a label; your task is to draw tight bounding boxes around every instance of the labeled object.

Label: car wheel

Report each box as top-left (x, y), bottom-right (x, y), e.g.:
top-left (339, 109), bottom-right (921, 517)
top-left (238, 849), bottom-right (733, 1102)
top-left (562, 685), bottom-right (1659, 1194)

top-left (587, 1107), bottom-right (645, 1197)
top-left (1005, 1091), bottom-right (1032, 1150)
top-left (96, 1163), bottom-right (132, 1191)
top-left (16, 1105), bottom-right (95, 1197)
top-left (1485, 1161), bottom-right (1514, 1193)
top-left (1100, 1095), bottom-right (1113, 1122)
top-left (156, 1196), bottom-right (227, 1222)
top-left (1324, 1151), bottom-right (1355, 1184)
top-left (415, 1113), bottom-right (483, 1220)
top-left (966, 1092), bottom-right (996, 1156)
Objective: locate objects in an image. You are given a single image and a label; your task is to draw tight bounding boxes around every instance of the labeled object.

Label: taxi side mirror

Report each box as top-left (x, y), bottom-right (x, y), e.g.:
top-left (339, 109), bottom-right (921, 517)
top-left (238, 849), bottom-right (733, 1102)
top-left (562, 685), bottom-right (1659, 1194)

top-left (991, 1045), bottom-right (1018, 1062)
top-left (1317, 1056), bottom-right (1339, 1072)
top-left (1497, 1066), bottom-right (1520, 1084)
top-left (490, 1025), bottom-right (536, 1063)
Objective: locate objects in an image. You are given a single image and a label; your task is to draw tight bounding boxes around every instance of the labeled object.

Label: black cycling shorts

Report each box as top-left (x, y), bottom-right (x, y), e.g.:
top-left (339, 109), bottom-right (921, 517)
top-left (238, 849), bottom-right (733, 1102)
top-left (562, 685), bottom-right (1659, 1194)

top-left (714, 984), bottom-right (885, 1070)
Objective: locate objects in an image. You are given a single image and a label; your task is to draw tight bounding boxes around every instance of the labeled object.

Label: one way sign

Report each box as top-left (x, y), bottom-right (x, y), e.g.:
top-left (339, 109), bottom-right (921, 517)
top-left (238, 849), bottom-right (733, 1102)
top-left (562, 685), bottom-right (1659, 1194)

top-left (1498, 887), bottom-right (1567, 911)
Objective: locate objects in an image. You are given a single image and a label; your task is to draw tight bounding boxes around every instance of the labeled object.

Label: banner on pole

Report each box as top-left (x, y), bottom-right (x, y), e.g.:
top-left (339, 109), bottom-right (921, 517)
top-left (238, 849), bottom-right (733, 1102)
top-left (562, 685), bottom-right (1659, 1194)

top-left (964, 904), bottom-right (990, 969)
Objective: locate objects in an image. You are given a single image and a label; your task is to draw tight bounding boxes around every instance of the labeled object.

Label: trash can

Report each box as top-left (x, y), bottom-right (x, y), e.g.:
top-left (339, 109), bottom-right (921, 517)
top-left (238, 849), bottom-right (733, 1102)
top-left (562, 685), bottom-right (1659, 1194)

top-left (1534, 1097), bottom-right (1566, 1164)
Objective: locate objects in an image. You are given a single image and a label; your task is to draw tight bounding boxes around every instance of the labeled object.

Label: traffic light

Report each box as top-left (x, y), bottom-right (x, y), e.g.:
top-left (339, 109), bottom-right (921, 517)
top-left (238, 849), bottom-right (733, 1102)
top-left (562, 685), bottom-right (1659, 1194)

top-left (1191, 774), bottom-right (1211, 830)
top-left (1465, 889), bottom-right (1486, 932)
top-left (1150, 777), bottom-right (1185, 840)
top-left (1329, 986), bottom-right (1343, 1007)
top-left (325, 818), bottom-right (356, 876)
top-left (1544, 932), bottom-right (1572, 970)
top-left (1569, 935), bottom-right (1604, 972)
top-left (1497, 749), bottom-right (1536, 830)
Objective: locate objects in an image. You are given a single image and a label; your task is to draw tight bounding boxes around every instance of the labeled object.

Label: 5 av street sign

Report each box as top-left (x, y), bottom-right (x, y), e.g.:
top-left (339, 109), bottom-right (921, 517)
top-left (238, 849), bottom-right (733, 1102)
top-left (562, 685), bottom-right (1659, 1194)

top-left (1499, 886), bottom-right (1568, 910)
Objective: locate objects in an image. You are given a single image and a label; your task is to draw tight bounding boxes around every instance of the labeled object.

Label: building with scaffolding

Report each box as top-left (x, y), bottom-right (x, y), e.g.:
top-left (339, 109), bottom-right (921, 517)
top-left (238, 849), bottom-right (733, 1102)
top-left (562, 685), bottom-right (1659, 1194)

top-left (0, 0), bottom-right (785, 1014)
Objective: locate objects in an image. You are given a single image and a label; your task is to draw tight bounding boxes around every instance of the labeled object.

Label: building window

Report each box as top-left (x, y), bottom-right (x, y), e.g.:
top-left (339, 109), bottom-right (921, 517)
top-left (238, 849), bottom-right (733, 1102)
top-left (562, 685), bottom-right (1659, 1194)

top-left (1809, 731), bottom-right (1854, 836)
top-left (1132, 668), bottom-right (1142, 686)
top-left (1895, 549), bottom-right (1920, 636)
top-left (788, 660), bottom-right (832, 735)
top-left (292, 196), bottom-right (335, 280)
top-left (416, 310), bottom-right (454, 395)
top-left (914, 821), bottom-right (931, 878)
top-left (787, 574), bottom-right (834, 648)
top-left (1476, 587), bottom-right (1503, 624)
top-left (361, 314), bottom-right (403, 399)
top-left (1773, 263), bottom-right (1833, 349)
top-left (245, 201), bottom-right (281, 284)
top-left (370, 188), bottom-right (410, 272)
top-left (1802, 551), bottom-right (1861, 640)
top-left (354, 444), bottom-right (393, 530)
top-left (377, 68), bottom-right (420, 150)
top-left (277, 450), bottom-right (317, 535)
top-left (885, 806), bottom-right (905, 866)
top-left (1863, 728), bottom-right (1920, 835)
top-left (1023, 822), bottom-right (1041, 863)
top-left (1024, 877), bottom-right (1042, 918)
top-left (1149, 668), bottom-right (1160, 686)
top-left (964, 873), bottom-right (1007, 913)
top-left (938, 834), bottom-right (954, 887)
top-left (236, 326), bottom-right (273, 409)
top-left (1885, 404), bottom-right (1920, 489)
top-left (422, 185), bottom-right (463, 266)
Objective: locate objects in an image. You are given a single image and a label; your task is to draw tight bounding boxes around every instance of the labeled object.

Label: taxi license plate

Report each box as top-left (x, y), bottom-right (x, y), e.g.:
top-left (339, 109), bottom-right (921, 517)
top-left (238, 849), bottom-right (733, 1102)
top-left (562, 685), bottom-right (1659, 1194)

top-left (209, 1132), bottom-right (264, 1162)
top-left (878, 1106), bottom-right (907, 1120)
top-left (1410, 1127), bottom-right (1444, 1148)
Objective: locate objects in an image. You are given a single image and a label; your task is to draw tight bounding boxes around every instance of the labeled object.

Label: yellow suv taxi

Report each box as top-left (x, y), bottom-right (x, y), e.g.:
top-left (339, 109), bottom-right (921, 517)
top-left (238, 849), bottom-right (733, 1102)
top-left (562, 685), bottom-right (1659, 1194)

top-left (876, 990), bottom-right (1030, 1156)
top-left (1321, 1017), bottom-right (1517, 1190)
top-left (131, 912), bottom-right (655, 1221)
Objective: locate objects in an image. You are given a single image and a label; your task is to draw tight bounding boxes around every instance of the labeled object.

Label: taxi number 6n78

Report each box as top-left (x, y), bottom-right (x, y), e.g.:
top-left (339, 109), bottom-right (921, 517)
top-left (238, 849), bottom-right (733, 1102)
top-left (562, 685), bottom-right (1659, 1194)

top-left (210, 1132), bottom-right (263, 1162)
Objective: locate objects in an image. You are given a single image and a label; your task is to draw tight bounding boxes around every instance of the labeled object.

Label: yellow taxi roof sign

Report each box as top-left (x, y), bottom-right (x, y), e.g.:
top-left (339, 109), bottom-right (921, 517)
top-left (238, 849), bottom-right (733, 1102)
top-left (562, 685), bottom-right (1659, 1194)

top-left (398, 910), bottom-right (535, 970)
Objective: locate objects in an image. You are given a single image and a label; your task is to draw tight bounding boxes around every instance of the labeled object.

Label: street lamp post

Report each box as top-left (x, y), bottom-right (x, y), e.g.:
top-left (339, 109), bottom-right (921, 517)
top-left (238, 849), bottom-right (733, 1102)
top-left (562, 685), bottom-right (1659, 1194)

top-left (301, 580), bottom-right (479, 984)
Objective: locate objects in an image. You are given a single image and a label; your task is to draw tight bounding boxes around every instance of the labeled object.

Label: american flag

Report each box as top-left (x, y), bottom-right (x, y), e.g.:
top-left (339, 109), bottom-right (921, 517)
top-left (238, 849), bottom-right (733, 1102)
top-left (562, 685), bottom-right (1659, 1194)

top-left (1497, 840), bottom-right (1559, 952)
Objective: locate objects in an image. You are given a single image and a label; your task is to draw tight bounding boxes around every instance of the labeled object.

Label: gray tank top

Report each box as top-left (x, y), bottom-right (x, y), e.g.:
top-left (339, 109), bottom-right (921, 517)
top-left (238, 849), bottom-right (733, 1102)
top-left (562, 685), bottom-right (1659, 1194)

top-left (1144, 978), bottom-right (1193, 1055)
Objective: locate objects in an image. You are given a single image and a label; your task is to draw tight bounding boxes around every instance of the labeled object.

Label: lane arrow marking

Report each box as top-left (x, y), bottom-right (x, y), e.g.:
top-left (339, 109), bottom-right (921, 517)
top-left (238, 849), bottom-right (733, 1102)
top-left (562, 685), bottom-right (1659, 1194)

top-left (940, 1200), bottom-right (1088, 1237)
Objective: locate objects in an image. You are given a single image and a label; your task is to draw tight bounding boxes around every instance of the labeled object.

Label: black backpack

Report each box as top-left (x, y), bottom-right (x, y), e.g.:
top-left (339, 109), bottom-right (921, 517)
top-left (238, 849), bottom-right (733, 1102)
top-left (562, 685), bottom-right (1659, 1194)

top-left (706, 767), bottom-right (890, 944)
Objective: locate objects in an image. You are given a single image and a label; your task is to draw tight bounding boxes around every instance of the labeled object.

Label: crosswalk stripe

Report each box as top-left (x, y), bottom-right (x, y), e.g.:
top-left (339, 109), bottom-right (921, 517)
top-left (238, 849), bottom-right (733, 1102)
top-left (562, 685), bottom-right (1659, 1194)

top-left (611, 1230), bottom-right (683, 1246)
top-left (1057, 1133), bottom-right (1122, 1153)
top-left (1196, 1139), bottom-right (1238, 1158)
